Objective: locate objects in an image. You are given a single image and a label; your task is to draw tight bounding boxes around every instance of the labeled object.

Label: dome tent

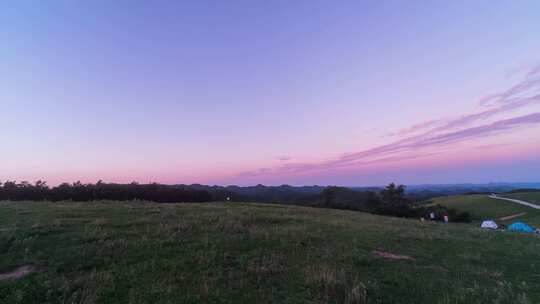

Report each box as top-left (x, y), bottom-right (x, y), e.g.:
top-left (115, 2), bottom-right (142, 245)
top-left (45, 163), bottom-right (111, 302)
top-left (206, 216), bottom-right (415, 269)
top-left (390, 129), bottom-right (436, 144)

top-left (507, 222), bottom-right (535, 233)
top-left (480, 220), bottom-right (498, 230)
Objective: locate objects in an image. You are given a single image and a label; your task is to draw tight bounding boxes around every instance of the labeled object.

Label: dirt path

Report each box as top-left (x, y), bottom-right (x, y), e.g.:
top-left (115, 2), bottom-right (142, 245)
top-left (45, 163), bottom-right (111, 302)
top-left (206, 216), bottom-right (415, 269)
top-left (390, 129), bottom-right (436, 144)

top-left (499, 212), bottom-right (527, 221)
top-left (489, 194), bottom-right (540, 210)
top-left (0, 265), bottom-right (43, 281)
top-left (373, 250), bottom-right (415, 260)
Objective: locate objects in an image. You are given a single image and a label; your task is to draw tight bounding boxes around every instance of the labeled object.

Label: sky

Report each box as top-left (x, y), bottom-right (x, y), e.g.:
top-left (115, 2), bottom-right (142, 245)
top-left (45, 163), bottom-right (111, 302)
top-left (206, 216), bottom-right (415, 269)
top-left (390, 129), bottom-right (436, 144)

top-left (1, 0), bottom-right (540, 186)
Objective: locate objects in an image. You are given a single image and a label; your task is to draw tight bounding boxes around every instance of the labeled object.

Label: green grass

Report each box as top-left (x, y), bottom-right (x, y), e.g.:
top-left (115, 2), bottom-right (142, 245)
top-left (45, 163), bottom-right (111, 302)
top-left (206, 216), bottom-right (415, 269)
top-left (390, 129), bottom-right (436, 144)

top-left (427, 195), bottom-right (532, 219)
top-left (502, 192), bottom-right (540, 205)
top-left (1, 201), bottom-right (540, 303)
top-left (428, 193), bottom-right (540, 227)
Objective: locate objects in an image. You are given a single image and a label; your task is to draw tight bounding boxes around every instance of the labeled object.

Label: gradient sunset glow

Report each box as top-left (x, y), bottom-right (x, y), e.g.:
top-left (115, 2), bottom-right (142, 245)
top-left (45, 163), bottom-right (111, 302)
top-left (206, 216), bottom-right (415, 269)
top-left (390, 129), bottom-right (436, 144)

top-left (1, 1), bottom-right (539, 186)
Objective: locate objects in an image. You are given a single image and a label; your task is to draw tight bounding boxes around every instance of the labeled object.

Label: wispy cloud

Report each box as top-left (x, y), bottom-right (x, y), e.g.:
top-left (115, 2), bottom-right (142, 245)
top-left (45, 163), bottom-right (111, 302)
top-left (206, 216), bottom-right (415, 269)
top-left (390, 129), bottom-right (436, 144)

top-left (385, 119), bottom-right (440, 137)
top-left (276, 155), bottom-right (293, 161)
top-left (473, 142), bottom-right (515, 150)
top-left (238, 66), bottom-right (540, 178)
top-left (387, 65), bottom-right (540, 138)
top-left (479, 64), bottom-right (540, 107)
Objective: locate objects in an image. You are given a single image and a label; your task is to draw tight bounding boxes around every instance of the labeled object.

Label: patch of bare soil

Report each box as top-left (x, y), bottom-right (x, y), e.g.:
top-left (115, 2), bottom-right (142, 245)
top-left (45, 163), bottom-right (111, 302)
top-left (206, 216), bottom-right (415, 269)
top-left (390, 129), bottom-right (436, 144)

top-left (421, 265), bottom-right (449, 272)
top-left (0, 265), bottom-right (46, 281)
top-left (499, 212), bottom-right (527, 221)
top-left (373, 250), bottom-right (415, 261)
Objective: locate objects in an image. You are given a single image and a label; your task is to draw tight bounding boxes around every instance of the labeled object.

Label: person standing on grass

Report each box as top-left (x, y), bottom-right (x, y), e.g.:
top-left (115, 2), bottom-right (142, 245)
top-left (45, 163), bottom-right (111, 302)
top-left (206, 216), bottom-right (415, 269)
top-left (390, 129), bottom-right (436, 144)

top-left (443, 212), bottom-right (449, 223)
top-left (430, 211), bottom-right (435, 220)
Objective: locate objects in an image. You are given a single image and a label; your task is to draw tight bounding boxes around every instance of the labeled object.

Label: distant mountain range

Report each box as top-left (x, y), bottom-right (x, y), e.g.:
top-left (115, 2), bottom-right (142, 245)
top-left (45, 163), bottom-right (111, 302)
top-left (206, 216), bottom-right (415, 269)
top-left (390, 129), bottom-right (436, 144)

top-left (2, 180), bottom-right (538, 205)
top-left (185, 182), bottom-right (540, 203)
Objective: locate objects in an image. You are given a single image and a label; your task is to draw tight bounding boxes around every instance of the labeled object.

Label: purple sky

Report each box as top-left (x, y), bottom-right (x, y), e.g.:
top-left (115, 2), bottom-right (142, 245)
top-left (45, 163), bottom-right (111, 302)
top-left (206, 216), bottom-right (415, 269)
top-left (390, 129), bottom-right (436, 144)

top-left (1, 1), bottom-right (540, 186)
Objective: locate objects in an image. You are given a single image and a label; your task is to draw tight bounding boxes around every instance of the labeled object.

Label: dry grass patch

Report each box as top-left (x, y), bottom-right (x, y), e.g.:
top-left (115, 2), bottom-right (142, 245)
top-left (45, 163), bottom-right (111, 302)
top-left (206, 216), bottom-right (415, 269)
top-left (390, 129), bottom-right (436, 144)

top-left (305, 264), bottom-right (338, 294)
top-left (373, 250), bottom-right (415, 261)
top-left (158, 221), bottom-right (194, 235)
top-left (346, 280), bottom-right (367, 304)
top-left (94, 218), bottom-right (110, 226)
top-left (247, 225), bottom-right (271, 240)
top-left (305, 264), bottom-right (367, 303)
top-left (247, 254), bottom-right (286, 276)
top-left (199, 272), bottom-right (214, 298)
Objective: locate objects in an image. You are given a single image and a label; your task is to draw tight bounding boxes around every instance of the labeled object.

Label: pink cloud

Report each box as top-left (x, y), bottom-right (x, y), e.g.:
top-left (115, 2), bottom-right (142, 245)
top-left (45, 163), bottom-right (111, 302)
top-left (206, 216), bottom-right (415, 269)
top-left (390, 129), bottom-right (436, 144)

top-left (385, 119), bottom-right (440, 137)
top-left (237, 66), bottom-right (540, 179)
top-left (479, 65), bottom-right (540, 107)
top-left (386, 64), bottom-right (540, 139)
top-left (276, 155), bottom-right (293, 161)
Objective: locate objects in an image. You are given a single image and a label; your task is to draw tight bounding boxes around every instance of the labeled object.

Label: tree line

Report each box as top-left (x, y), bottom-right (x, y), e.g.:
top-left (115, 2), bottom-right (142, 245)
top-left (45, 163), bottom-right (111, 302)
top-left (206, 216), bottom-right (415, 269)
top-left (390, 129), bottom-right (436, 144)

top-left (318, 183), bottom-right (471, 222)
top-left (0, 180), bottom-right (470, 222)
top-left (0, 180), bottom-right (231, 203)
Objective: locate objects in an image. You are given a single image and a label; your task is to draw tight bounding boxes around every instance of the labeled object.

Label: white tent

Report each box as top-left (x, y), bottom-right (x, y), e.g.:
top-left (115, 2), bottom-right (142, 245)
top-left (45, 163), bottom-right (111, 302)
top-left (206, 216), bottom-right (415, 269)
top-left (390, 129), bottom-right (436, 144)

top-left (481, 220), bottom-right (498, 230)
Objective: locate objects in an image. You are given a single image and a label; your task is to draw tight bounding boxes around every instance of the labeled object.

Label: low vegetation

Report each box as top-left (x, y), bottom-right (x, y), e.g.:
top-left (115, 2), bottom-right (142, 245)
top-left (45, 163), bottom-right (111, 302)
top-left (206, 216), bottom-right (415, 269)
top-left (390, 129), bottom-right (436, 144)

top-left (320, 184), bottom-right (471, 222)
top-left (0, 181), bottom-right (470, 223)
top-left (428, 192), bottom-right (540, 226)
top-left (1, 201), bottom-right (540, 303)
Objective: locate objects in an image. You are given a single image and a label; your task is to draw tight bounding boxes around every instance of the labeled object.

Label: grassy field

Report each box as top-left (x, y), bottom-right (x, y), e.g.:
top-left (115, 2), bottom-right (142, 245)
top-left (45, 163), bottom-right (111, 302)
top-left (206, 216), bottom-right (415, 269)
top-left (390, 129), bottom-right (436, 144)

top-left (1, 201), bottom-right (540, 304)
top-left (427, 194), bottom-right (540, 226)
top-left (426, 195), bottom-right (532, 219)
top-left (501, 192), bottom-right (540, 205)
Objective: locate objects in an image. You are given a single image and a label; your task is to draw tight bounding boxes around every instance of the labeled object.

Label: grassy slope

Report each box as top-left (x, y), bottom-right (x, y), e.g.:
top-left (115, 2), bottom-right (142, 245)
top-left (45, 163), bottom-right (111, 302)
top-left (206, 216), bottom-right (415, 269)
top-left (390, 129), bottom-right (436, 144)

top-left (1, 201), bottom-right (540, 304)
top-left (427, 195), bottom-right (531, 219)
top-left (429, 194), bottom-right (540, 226)
top-left (502, 192), bottom-right (540, 205)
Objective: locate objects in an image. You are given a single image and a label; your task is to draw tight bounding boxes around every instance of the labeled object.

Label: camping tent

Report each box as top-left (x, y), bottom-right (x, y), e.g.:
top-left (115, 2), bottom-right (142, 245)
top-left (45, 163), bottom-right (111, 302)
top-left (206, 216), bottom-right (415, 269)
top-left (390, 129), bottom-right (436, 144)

top-left (507, 222), bottom-right (535, 233)
top-left (481, 220), bottom-right (498, 230)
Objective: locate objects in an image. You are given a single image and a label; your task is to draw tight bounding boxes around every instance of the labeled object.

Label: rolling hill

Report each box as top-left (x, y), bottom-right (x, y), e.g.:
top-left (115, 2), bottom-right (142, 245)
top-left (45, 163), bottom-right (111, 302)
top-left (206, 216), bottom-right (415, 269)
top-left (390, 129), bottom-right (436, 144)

top-left (502, 192), bottom-right (540, 205)
top-left (427, 192), bottom-right (540, 226)
top-left (1, 201), bottom-right (540, 303)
